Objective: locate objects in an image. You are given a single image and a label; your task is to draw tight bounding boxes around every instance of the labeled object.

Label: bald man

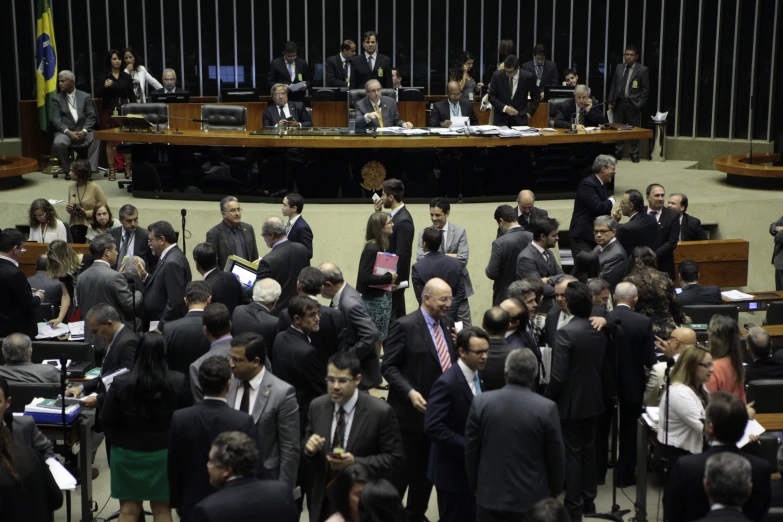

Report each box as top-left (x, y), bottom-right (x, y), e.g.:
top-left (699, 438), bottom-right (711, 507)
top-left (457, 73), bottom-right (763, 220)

top-left (430, 81), bottom-right (479, 128)
top-left (382, 278), bottom-right (457, 521)
top-left (644, 327), bottom-right (697, 406)
top-left (496, 190), bottom-right (550, 237)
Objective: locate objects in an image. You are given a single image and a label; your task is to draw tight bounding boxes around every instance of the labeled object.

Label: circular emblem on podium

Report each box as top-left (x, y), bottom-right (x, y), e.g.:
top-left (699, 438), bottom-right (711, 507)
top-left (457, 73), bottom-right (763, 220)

top-left (360, 161), bottom-right (387, 191)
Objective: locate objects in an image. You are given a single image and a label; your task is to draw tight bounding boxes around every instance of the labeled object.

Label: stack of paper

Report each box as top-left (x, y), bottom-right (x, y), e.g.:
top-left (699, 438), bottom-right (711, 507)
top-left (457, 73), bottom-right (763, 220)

top-left (429, 128), bottom-right (463, 135)
top-left (68, 321), bottom-right (84, 341)
top-left (48, 199), bottom-right (64, 205)
top-left (559, 248), bottom-right (574, 266)
top-left (375, 126), bottom-right (404, 133)
top-left (101, 368), bottom-right (130, 391)
top-left (25, 398), bottom-right (81, 416)
top-left (401, 128), bottom-right (430, 135)
top-left (721, 290), bottom-right (754, 301)
top-left (470, 125), bottom-right (501, 135)
top-left (36, 322), bottom-right (70, 339)
top-left (738, 419), bottom-right (765, 447)
top-left (497, 128), bottom-right (524, 138)
top-left (46, 458), bottom-right (77, 491)
top-left (537, 128), bottom-right (558, 132)
top-left (449, 116), bottom-right (471, 129)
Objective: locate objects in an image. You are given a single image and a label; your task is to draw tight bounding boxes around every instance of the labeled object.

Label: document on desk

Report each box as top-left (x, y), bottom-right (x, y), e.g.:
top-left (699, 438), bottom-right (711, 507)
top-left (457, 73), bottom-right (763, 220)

top-left (721, 290), bottom-right (754, 301)
top-left (36, 322), bottom-right (71, 339)
top-left (449, 116), bottom-right (470, 129)
top-left (288, 81), bottom-right (307, 92)
top-left (376, 126), bottom-right (404, 133)
top-left (47, 457), bottom-right (78, 491)
top-left (738, 419), bottom-right (765, 448)
top-left (68, 321), bottom-right (84, 341)
top-left (101, 368), bottom-right (130, 391)
top-left (401, 128), bottom-right (430, 135)
top-left (429, 128), bottom-right (463, 135)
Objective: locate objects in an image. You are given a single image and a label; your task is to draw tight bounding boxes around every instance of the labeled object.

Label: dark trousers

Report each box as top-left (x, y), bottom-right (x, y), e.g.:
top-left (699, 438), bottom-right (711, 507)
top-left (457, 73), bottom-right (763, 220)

top-left (570, 237), bottom-right (597, 259)
top-left (776, 269), bottom-right (783, 291)
top-left (617, 401), bottom-right (642, 483)
top-left (389, 430), bottom-right (432, 522)
top-left (437, 488), bottom-right (476, 522)
top-left (391, 289), bottom-right (407, 321)
top-left (613, 99), bottom-right (641, 155)
top-left (561, 417), bottom-right (598, 522)
top-left (595, 400), bottom-right (613, 482)
top-left (70, 224), bottom-right (88, 244)
top-left (477, 505), bottom-right (527, 522)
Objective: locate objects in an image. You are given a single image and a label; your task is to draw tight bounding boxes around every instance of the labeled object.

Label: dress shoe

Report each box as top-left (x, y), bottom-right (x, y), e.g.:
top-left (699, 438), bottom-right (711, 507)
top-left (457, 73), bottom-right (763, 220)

top-left (92, 467), bottom-right (100, 480)
top-left (583, 500), bottom-right (596, 515)
top-left (631, 154), bottom-right (640, 163)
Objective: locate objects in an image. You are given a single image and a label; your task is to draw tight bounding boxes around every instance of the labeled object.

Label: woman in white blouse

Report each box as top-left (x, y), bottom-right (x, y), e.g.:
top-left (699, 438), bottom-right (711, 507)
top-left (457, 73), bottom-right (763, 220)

top-left (122, 47), bottom-right (162, 103)
top-left (28, 199), bottom-right (68, 244)
top-left (655, 345), bottom-right (713, 466)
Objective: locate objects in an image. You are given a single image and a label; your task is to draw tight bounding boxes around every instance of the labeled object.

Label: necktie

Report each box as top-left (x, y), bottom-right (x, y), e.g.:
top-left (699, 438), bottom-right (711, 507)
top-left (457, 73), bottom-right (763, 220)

top-left (578, 109), bottom-right (584, 125)
top-left (473, 373), bottom-right (482, 394)
top-left (279, 105), bottom-right (286, 120)
top-left (432, 321), bottom-right (452, 372)
top-left (622, 66), bottom-right (631, 98)
top-left (331, 407), bottom-right (346, 450)
top-left (343, 60), bottom-right (349, 81)
top-left (329, 300), bottom-right (336, 309)
top-left (239, 381), bottom-right (250, 413)
top-left (287, 62), bottom-right (294, 82)
top-left (440, 229), bottom-right (447, 253)
top-left (120, 232), bottom-right (131, 264)
top-left (508, 76), bottom-right (514, 96)
top-left (374, 103), bottom-right (384, 127)
top-left (652, 210), bottom-right (660, 222)
top-left (367, 55), bottom-right (374, 71)
top-left (542, 249), bottom-right (550, 265)
top-left (286, 220), bottom-right (292, 235)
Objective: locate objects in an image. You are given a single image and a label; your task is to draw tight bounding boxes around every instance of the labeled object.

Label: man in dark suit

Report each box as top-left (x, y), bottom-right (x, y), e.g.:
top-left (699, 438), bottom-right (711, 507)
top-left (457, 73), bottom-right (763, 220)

top-left (593, 216), bottom-right (629, 291)
top-left (568, 155), bottom-right (617, 257)
top-left (543, 276), bottom-right (578, 349)
top-left (613, 189), bottom-right (658, 257)
top-left (480, 307), bottom-right (514, 392)
top-left (194, 242), bottom-right (243, 315)
top-left (545, 281), bottom-right (608, 521)
top-left (665, 392), bottom-right (771, 522)
top-left (152, 68), bottom-right (188, 94)
top-left (354, 79), bottom-right (412, 130)
top-left (677, 260), bottom-right (722, 306)
top-left (192, 431), bottom-right (298, 522)
top-left (325, 40), bottom-right (357, 88)
top-left (281, 193), bottom-right (313, 259)
top-left (374, 178), bottom-right (415, 319)
top-left (111, 204), bottom-right (157, 273)
top-left (205, 196), bottom-right (259, 270)
top-left (424, 327), bottom-right (489, 522)
top-left (350, 31), bottom-right (393, 89)
top-left (412, 227), bottom-right (465, 321)
top-left (263, 83), bottom-right (313, 128)
top-left (668, 193), bottom-right (708, 241)
top-left (691, 453), bottom-right (757, 522)
top-left (770, 215), bottom-right (783, 290)
top-left (430, 81), bottom-right (480, 127)
top-left (514, 190), bottom-right (550, 234)
top-left (319, 263), bottom-right (381, 389)
top-left (161, 281), bottom-right (212, 389)
top-left (645, 184), bottom-right (681, 279)
top-left (488, 55), bottom-right (540, 127)
top-left (466, 348), bottom-right (566, 521)
top-left (254, 216), bottom-right (311, 315)
top-left (382, 278), bottom-right (457, 522)
top-left (554, 85), bottom-right (608, 129)
top-left (304, 352), bottom-right (405, 522)
top-left (516, 217), bottom-right (565, 307)
top-left (0, 229), bottom-right (44, 338)
top-left (486, 205), bottom-right (534, 306)
top-left (745, 327), bottom-right (783, 381)
top-left (231, 278), bottom-right (281, 345)
top-left (267, 40), bottom-right (309, 102)
top-left (168, 356), bottom-right (258, 520)
top-left (607, 45), bottom-right (650, 162)
top-left (522, 44), bottom-right (559, 93)
top-left (50, 70), bottom-right (100, 173)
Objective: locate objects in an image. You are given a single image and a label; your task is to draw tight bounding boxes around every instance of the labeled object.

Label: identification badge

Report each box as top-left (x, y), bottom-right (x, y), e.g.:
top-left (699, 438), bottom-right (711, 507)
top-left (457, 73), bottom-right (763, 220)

top-left (298, 73), bottom-right (303, 81)
top-left (468, 92), bottom-right (474, 101)
top-left (633, 80), bottom-right (638, 88)
top-left (378, 68), bottom-right (384, 77)
top-left (536, 79), bottom-right (541, 86)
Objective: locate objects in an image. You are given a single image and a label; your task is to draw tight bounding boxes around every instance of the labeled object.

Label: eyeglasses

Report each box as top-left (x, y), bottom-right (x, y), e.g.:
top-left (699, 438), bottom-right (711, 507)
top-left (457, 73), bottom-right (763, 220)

top-left (698, 362), bottom-right (714, 370)
top-left (229, 355), bottom-right (248, 363)
top-left (325, 377), bottom-right (353, 385)
top-left (467, 349), bottom-right (489, 356)
top-left (426, 296), bottom-right (453, 303)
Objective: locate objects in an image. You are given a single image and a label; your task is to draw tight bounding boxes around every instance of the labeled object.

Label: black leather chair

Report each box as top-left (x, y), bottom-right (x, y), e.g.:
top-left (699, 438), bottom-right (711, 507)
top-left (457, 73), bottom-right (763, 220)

top-left (766, 302), bottom-right (783, 325)
top-left (399, 88), bottom-right (424, 101)
top-left (201, 104), bottom-right (247, 131)
top-left (741, 432), bottom-right (781, 470)
top-left (29, 340), bottom-right (95, 365)
top-left (122, 103), bottom-right (169, 128)
top-left (682, 304), bottom-right (739, 325)
top-left (746, 380), bottom-right (783, 413)
top-left (766, 508), bottom-right (783, 522)
top-left (312, 89), bottom-right (336, 101)
top-left (6, 383), bottom-right (61, 413)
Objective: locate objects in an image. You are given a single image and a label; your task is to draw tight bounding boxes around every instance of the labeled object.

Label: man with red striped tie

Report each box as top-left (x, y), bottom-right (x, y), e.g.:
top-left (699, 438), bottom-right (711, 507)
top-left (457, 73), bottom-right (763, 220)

top-left (382, 278), bottom-right (457, 522)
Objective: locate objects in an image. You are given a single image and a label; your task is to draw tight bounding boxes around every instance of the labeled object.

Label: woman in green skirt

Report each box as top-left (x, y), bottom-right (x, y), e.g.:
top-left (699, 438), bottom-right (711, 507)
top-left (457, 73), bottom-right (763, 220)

top-left (101, 332), bottom-right (191, 521)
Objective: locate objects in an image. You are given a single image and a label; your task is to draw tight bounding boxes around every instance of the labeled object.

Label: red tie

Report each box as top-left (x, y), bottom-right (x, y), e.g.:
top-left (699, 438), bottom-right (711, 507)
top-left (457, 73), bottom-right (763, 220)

top-left (432, 322), bottom-right (452, 372)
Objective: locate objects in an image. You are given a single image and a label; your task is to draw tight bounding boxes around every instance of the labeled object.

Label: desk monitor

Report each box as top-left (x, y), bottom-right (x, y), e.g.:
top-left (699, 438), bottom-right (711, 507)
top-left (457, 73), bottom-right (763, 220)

top-left (544, 86), bottom-right (575, 101)
top-left (150, 91), bottom-right (191, 103)
top-left (224, 255), bottom-right (258, 289)
top-left (221, 88), bottom-right (259, 102)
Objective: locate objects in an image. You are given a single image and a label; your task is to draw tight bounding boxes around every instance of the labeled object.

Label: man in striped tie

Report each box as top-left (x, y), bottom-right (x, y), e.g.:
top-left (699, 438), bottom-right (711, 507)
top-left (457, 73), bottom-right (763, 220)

top-left (382, 277), bottom-right (457, 522)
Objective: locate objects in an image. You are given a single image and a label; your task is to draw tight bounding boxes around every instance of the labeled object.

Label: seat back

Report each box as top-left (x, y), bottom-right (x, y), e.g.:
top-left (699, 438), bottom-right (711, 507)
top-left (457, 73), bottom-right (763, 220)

top-left (29, 340), bottom-right (95, 365)
top-left (740, 432), bottom-right (781, 470)
top-left (312, 89), bottom-right (336, 101)
top-left (681, 304), bottom-right (739, 325)
top-left (201, 105), bottom-right (247, 131)
top-left (399, 88), bottom-right (424, 101)
top-left (746, 380), bottom-right (783, 413)
top-left (766, 302), bottom-right (783, 325)
top-left (122, 103), bottom-right (169, 127)
top-left (349, 89), bottom-right (367, 109)
top-left (766, 508), bottom-right (783, 522)
top-left (7, 383), bottom-right (61, 413)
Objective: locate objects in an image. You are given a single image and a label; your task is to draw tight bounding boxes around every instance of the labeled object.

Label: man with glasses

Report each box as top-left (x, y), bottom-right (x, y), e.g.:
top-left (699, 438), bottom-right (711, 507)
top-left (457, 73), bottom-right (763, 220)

top-left (304, 351), bottom-right (404, 522)
top-left (325, 39), bottom-right (357, 88)
top-left (592, 215), bottom-right (628, 292)
top-left (110, 203), bottom-right (157, 272)
top-left (206, 196), bottom-right (259, 270)
top-left (151, 68), bottom-right (187, 94)
top-left (355, 79), bottom-right (412, 130)
top-left (262, 83), bottom-right (313, 128)
top-left (612, 188), bottom-right (658, 257)
top-left (488, 55), bottom-right (539, 127)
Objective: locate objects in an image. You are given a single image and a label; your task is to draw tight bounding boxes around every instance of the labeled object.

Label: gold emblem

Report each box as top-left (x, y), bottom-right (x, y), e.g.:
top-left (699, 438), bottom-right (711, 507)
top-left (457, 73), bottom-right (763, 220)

top-left (360, 161), bottom-right (387, 191)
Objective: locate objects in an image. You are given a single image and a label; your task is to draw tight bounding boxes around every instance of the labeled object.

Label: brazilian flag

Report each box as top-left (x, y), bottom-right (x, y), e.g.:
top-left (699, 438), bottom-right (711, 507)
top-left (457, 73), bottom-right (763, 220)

top-left (35, 0), bottom-right (58, 131)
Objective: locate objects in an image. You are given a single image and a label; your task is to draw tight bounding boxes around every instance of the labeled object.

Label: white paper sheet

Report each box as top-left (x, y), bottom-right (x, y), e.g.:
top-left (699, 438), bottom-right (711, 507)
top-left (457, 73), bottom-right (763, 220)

top-left (449, 116), bottom-right (470, 129)
top-left (101, 368), bottom-right (130, 391)
top-left (48, 199), bottom-right (64, 205)
top-left (721, 290), bottom-right (755, 301)
top-left (46, 457), bottom-right (78, 491)
top-left (37, 322), bottom-right (70, 339)
top-left (149, 321), bottom-right (160, 331)
top-left (288, 81), bottom-right (307, 92)
top-left (454, 321), bottom-right (464, 333)
top-left (738, 419), bottom-right (766, 448)
top-left (42, 359), bottom-right (71, 370)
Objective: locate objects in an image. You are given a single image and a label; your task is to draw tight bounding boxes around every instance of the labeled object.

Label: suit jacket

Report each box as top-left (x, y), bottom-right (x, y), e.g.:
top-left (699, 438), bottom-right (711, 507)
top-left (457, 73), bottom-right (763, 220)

top-left (771, 478), bottom-right (783, 507)
top-left (677, 283), bottom-right (723, 307)
top-left (0, 362), bottom-right (60, 385)
top-left (544, 306), bottom-right (565, 349)
top-left (305, 392), bottom-right (404, 522)
top-left (521, 59), bottom-right (559, 88)
top-left (0, 258), bottom-right (41, 338)
top-left (568, 174), bottom-right (614, 243)
top-left (161, 310), bottom-right (211, 389)
top-left (226, 371), bottom-right (300, 488)
top-left (267, 56), bottom-right (310, 101)
top-left (325, 54), bottom-right (351, 88)
top-left (0, 443), bottom-right (63, 522)
top-left (416, 222), bottom-right (474, 298)
top-left (276, 304), bottom-right (343, 370)
top-left (412, 252), bottom-right (465, 321)
top-left (144, 245), bottom-right (192, 323)
top-left (287, 216), bottom-right (313, 259)
top-left (189, 336), bottom-right (234, 402)
top-left (545, 317), bottom-right (607, 419)
top-left (336, 283), bottom-right (381, 389)
top-left (205, 221), bottom-right (259, 271)
top-left (83, 326), bottom-right (139, 417)
top-left (486, 227), bottom-right (534, 306)
top-left (231, 302), bottom-right (279, 347)
top-left (616, 212), bottom-right (658, 257)
top-left (354, 95), bottom-right (405, 130)
top-left (516, 243), bottom-right (564, 299)
top-left (680, 213), bottom-right (708, 242)
top-left (690, 508), bottom-right (754, 522)
top-left (254, 239), bottom-right (311, 314)
top-left (388, 206), bottom-right (415, 284)
top-left (645, 206), bottom-right (681, 278)
top-left (11, 415), bottom-right (55, 459)
top-left (770, 216), bottom-right (783, 269)
top-left (350, 52), bottom-right (393, 88)
top-left (381, 309), bottom-right (457, 432)
top-left (516, 206), bottom-right (550, 234)
top-left (594, 239), bottom-right (629, 291)
top-left (76, 261), bottom-right (136, 344)
top-left (189, 477), bottom-right (298, 522)
top-left (746, 351), bottom-right (783, 382)
top-left (665, 445), bottom-right (771, 522)
top-left (607, 62), bottom-right (650, 109)
top-left (423, 363), bottom-right (478, 493)
top-left (262, 101), bottom-right (313, 128)
top-left (465, 384), bottom-right (565, 513)
top-left (606, 305), bottom-right (657, 403)
top-left (109, 227), bottom-right (157, 274)
top-left (429, 98), bottom-right (479, 127)
top-left (50, 89), bottom-right (98, 133)
top-left (168, 399), bottom-right (258, 520)
top-left (205, 269), bottom-right (244, 314)
top-left (554, 98), bottom-right (608, 128)
top-left (26, 272), bottom-right (62, 307)
top-left (482, 338), bottom-right (514, 392)
top-left (488, 68), bottom-right (540, 127)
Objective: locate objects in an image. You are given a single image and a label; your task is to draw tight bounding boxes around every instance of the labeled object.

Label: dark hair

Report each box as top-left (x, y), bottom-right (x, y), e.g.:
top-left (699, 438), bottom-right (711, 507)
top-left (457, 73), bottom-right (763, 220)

top-left (126, 333), bottom-right (171, 418)
top-left (382, 178), bottom-right (404, 202)
top-left (203, 303), bottom-right (231, 337)
top-left (289, 295), bottom-right (319, 322)
top-left (284, 41), bottom-right (298, 54)
top-left (28, 198), bottom-right (59, 228)
top-left (563, 68), bottom-right (577, 78)
top-left (565, 281), bottom-right (593, 318)
top-left (533, 44), bottom-right (547, 56)
top-left (105, 49), bottom-right (122, 71)
top-left (358, 479), bottom-right (406, 522)
top-left (429, 197), bottom-right (450, 214)
top-left (193, 242), bottom-right (218, 271)
top-left (450, 51), bottom-right (476, 81)
top-left (625, 45), bottom-right (640, 56)
top-left (671, 192), bottom-right (689, 211)
top-left (483, 307), bottom-right (510, 336)
top-left (198, 355), bottom-right (232, 397)
top-left (328, 351), bottom-right (362, 378)
top-left (574, 251), bottom-right (601, 283)
top-left (457, 326), bottom-right (490, 354)
top-left (186, 280), bottom-right (212, 304)
top-left (284, 193), bottom-right (305, 214)
top-left (362, 31), bottom-right (378, 43)
top-left (391, 67), bottom-right (404, 82)
top-left (0, 229), bottom-right (24, 253)
top-left (503, 55), bottom-right (520, 69)
top-left (90, 201), bottom-right (114, 231)
top-left (421, 226), bottom-right (443, 253)
top-left (509, 278), bottom-right (544, 300)
top-left (625, 189), bottom-right (645, 212)
top-left (89, 233), bottom-right (117, 259)
top-left (341, 40), bottom-right (356, 52)
top-left (498, 39), bottom-right (515, 63)
top-left (118, 204), bottom-right (138, 220)
top-left (210, 431), bottom-right (259, 478)
top-left (365, 213), bottom-right (390, 252)
top-left (678, 259), bottom-right (699, 282)
top-left (494, 204), bottom-right (518, 223)
top-left (122, 47), bottom-right (144, 71)
top-left (706, 391), bottom-right (749, 445)
top-left (708, 315), bottom-right (744, 388)
top-left (231, 332), bottom-right (266, 365)
top-left (0, 376), bottom-right (18, 484)
top-left (503, 297), bottom-right (530, 328)
top-left (525, 498), bottom-right (570, 522)
top-left (70, 158), bottom-right (92, 183)
top-left (35, 255), bottom-right (48, 272)
top-left (298, 266), bottom-right (326, 295)
top-left (147, 221), bottom-right (177, 244)
top-left (331, 463), bottom-right (373, 522)
top-left (645, 183), bottom-right (664, 197)
top-left (531, 217), bottom-right (559, 242)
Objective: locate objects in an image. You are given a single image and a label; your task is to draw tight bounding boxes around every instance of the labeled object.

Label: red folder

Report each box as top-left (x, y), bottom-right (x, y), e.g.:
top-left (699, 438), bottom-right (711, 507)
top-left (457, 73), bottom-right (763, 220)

top-left (368, 252), bottom-right (398, 291)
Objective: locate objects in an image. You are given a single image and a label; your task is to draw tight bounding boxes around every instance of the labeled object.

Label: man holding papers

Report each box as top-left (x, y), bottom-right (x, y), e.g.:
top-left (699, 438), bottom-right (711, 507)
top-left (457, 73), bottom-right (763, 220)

top-left (430, 81), bottom-right (479, 128)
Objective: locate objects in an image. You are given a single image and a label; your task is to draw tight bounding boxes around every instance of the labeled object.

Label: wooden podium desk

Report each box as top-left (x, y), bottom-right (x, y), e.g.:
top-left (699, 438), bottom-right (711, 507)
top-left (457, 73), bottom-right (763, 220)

top-left (20, 242), bottom-right (91, 277)
top-left (673, 239), bottom-right (749, 287)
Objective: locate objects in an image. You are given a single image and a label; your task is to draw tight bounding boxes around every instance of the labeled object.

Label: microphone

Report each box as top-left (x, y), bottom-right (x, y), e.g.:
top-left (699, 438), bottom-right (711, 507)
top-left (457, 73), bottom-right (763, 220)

top-left (181, 208), bottom-right (187, 218)
top-left (181, 209), bottom-right (188, 256)
top-left (59, 353), bottom-right (69, 375)
top-left (565, 101), bottom-right (606, 134)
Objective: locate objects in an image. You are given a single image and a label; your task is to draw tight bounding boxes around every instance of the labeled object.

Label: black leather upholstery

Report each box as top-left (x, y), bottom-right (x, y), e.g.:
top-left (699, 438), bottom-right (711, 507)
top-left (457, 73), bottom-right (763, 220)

top-left (348, 88), bottom-right (396, 109)
top-left (399, 88), bottom-right (424, 101)
top-left (313, 89), bottom-right (337, 101)
top-left (201, 104), bottom-right (247, 130)
top-left (746, 380), bottom-right (783, 413)
top-left (122, 103), bottom-right (169, 125)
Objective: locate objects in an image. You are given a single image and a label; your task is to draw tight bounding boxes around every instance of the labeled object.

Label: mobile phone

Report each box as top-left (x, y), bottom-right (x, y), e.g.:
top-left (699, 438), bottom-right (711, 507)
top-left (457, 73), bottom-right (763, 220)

top-left (372, 193), bottom-right (381, 203)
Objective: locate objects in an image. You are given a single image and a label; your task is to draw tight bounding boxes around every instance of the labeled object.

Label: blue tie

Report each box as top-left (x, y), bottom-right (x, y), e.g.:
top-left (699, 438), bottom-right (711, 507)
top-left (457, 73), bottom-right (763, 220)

top-left (474, 373), bottom-right (482, 394)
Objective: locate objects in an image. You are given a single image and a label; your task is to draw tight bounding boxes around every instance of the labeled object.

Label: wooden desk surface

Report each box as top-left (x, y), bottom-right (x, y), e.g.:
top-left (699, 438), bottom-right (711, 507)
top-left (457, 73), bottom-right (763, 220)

top-left (95, 126), bottom-right (651, 149)
top-left (756, 413), bottom-right (783, 431)
top-left (740, 324), bottom-right (783, 338)
top-left (724, 290), bottom-right (783, 304)
top-left (21, 242), bottom-right (91, 277)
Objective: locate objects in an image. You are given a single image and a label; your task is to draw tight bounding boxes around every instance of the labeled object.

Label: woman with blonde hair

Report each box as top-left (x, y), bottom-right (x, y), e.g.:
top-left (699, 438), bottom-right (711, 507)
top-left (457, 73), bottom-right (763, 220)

top-left (27, 199), bottom-right (68, 244)
top-left (44, 241), bottom-right (83, 327)
top-left (705, 315), bottom-right (746, 402)
top-left (356, 213), bottom-right (397, 348)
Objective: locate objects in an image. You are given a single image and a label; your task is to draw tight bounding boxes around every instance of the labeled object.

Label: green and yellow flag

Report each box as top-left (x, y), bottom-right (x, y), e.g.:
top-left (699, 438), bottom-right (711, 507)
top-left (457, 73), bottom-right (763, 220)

top-left (35, 0), bottom-right (58, 131)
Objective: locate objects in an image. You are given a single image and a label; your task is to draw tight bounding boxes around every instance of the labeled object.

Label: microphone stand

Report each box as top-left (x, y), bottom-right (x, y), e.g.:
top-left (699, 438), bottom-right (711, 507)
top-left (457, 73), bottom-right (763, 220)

top-left (181, 209), bottom-right (188, 256)
top-left (128, 279), bottom-right (137, 333)
top-left (59, 353), bottom-right (72, 517)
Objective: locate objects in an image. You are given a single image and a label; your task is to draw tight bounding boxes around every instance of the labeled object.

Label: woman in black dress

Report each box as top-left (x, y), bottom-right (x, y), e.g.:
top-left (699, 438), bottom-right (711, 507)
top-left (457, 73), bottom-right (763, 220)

top-left (97, 49), bottom-right (136, 181)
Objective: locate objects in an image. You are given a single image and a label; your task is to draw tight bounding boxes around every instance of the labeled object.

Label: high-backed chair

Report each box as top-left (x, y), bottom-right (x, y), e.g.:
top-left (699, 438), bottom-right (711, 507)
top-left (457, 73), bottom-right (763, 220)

top-left (201, 104), bottom-right (247, 131)
top-left (548, 96), bottom-right (573, 126)
top-left (745, 380), bottom-right (783, 413)
top-left (765, 302), bottom-right (783, 325)
top-left (740, 432), bottom-right (781, 470)
top-left (312, 89), bottom-right (337, 101)
top-left (681, 304), bottom-right (739, 325)
top-left (122, 103), bottom-right (169, 128)
top-left (399, 88), bottom-right (424, 101)
top-left (29, 340), bottom-right (95, 365)
top-left (7, 383), bottom-right (60, 413)
top-left (348, 88), bottom-right (397, 109)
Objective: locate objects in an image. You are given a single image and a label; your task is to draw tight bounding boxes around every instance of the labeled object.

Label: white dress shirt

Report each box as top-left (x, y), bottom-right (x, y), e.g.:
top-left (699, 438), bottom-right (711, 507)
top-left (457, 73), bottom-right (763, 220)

top-left (330, 389), bottom-right (359, 448)
top-left (0, 254), bottom-right (19, 267)
top-left (202, 268), bottom-right (217, 280)
top-left (557, 311), bottom-right (572, 330)
top-left (458, 359), bottom-right (478, 395)
top-left (389, 203), bottom-right (405, 219)
top-left (656, 382), bottom-right (707, 454)
top-left (29, 220), bottom-right (68, 244)
top-left (160, 243), bottom-right (178, 262)
top-left (447, 101), bottom-right (462, 118)
top-left (332, 284), bottom-right (346, 310)
top-left (364, 52), bottom-right (378, 71)
top-left (648, 207), bottom-right (662, 222)
top-left (596, 237), bottom-right (618, 254)
top-left (233, 367), bottom-right (266, 414)
top-left (286, 214), bottom-right (301, 235)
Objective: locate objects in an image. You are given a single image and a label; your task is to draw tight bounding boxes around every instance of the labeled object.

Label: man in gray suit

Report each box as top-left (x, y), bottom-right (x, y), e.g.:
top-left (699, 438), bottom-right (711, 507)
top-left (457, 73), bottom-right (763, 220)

top-left (486, 205), bottom-right (534, 306)
top-left (516, 217), bottom-right (565, 309)
top-left (50, 70), bottom-right (100, 173)
top-left (0, 334), bottom-right (60, 385)
top-left (770, 216), bottom-right (783, 290)
top-left (355, 79), bottom-right (413, 131)
top-left (226, 332), bottom-right (300, 493)
top-left (466, 348), bottom-right (565, 521)
top-left (416, 198), bottom-right (474, 326)
top-left (26, 256), bottom-right (62, 308)
top-left (206, 196), bottom-right (259, 270)
top-left (593, 216), bottom-right (628, 292)
top-left (189, 303), bottom-right (234, 403)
